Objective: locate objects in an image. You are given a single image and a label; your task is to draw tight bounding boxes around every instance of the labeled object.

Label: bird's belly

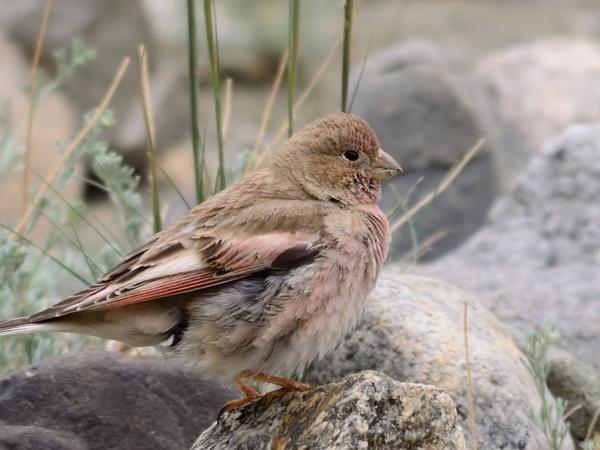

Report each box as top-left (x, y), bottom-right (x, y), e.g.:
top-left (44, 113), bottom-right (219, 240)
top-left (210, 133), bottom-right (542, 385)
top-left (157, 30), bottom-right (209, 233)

top-left (254, 254), bottom-right (376, 375)
top-left (267, 288), bottom-right (369, 376)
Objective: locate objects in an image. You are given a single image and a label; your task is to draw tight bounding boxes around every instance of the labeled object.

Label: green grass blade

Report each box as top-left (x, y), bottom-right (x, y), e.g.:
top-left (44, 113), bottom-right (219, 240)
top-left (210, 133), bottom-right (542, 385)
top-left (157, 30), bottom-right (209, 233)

top-left (70, 224), bottom-right (104, 279)
top-left (148, 152), bottom-right (192, 211)
top-left (30, 167), bottom-right (125, 256)
top-left (186, 0), bottom-right (204, 204)
top-left (341, 0), bottom-right (353, 112)
top-left (287, 0), bottom-right (300, 137)
top-left (0, 222), bottom-right (91, 285)
top-left (348, 42), bottom-right (370, 113)
top-left (38, 209), bottom-right (103, 279)
top-left (77, 177), bottom-right (152, 227)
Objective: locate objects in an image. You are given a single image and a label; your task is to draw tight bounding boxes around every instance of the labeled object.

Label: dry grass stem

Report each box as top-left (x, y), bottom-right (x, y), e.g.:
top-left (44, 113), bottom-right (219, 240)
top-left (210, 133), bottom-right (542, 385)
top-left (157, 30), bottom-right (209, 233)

top-left (586, 407), bottom-right (600, 441)
top-left (222, 77), bottom-right (233, 142)
top-left (390, 139), bottom-right (485, 233)
top-left (463, 302), bottom-right (479, 450)
top-left (397, 229), bottom-right (447, 265)
top-left (203, 0), bottom-right (226, 191)
top-left (21, 0), bottom-right (54, 218)
top-left (251, 49), bottom-right (289, 157)
top-left (251, 35), bottom-right (343, 170)
top-left (15, 57), bottom-right (131, 236)
top-left (138, 45), bottom-right (161, 233)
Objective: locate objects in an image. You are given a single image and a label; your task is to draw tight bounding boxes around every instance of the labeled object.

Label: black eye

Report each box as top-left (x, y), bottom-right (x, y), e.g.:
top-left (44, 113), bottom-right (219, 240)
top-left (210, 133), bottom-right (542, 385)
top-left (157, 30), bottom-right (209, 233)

top-left (343, 149), bottom-right (359, 161)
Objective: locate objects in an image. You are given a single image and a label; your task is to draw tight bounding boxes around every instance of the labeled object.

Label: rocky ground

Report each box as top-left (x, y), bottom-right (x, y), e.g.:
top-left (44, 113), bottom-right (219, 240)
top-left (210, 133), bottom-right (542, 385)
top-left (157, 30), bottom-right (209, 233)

top-left (0, 1), bottom-right (599, 449)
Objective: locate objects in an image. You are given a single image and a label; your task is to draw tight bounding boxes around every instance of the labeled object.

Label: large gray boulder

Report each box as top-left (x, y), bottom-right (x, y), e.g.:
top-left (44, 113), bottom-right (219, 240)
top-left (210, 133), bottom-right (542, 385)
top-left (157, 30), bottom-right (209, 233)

top-left (476, 38), bottom-right (600, 166)
top-left (193, 371), bottom-right (466, 450)
top-left (419, 124), bottom-right (600, 369)
top-left (350, 40), bottom-right (498, 260)
top-left (306, 274), bottom-right (574, 450)
top-left (0, 351), bottom-right (237, 450)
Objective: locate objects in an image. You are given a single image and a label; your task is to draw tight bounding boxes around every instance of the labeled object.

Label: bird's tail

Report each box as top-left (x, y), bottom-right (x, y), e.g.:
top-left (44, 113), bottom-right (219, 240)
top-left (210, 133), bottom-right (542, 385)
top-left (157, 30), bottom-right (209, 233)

top-left (0, 317), bottom-right (60, 336)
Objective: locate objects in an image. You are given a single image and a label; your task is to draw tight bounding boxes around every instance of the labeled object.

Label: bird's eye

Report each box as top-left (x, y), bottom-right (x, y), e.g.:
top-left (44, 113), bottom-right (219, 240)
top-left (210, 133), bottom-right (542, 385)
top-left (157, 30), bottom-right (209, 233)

top-left (343, 149), bottom-right (359, 161)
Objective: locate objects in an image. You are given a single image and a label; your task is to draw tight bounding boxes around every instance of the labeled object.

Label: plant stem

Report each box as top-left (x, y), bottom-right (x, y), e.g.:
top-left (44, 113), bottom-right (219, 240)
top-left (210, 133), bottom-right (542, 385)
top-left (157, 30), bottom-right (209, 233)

top-left (203, 0), bottom-right (226, 192)
top-left (341, 0), bottom-right (353, 112)
top-left (186, 0), bottom-right (204, 203)
top-left (287, 0), bottom-right (300, 138)
top-left (15, 57), bottom-right (130, 236)
top-left (138, 46), bottom-right (162, 233)
top-left (21, 0), bottom-right (53, 218)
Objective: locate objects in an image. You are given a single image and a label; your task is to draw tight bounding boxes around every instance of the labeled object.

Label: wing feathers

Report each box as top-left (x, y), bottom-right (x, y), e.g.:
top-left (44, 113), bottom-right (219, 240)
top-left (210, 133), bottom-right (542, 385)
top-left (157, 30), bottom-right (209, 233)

top-left (28, 233), bottom-right (321, 323)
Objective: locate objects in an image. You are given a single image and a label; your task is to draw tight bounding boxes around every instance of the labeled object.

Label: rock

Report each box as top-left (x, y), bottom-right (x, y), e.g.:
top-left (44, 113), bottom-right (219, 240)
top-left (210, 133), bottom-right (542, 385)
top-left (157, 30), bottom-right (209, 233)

top-left (0, 425), bottom-right (86, 450)
top-left (0, 33), bottom-right (81, 224)
top-left (0, 351), bottom-right (237, 450)
top-left (476, 38), bottom-right (600, 167)
top-left (418, 124), bottom-right (600, 369)
top-left (546, 348), bottom-right (600, 442)
top-left (193, 371), bottom-right (466, 450)
top-left (306, 274), bottom-right (574, 450)
top-left (350, 40), bottom-right (497, 260)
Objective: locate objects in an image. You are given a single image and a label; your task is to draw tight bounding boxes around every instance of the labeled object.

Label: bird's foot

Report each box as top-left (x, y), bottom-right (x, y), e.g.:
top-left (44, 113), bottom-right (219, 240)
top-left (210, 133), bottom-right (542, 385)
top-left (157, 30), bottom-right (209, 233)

top-left (241, 371), bottom-right (312, 392)
top-left (218, 371), bottom-right (313, 419)
top-left (221, 393), bottom-right (261, 413)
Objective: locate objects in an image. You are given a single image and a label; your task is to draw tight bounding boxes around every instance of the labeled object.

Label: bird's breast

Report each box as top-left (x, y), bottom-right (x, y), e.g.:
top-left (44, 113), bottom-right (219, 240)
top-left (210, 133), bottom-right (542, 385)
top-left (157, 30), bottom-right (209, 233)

top-left (256, 206), bottom-right (390, 368)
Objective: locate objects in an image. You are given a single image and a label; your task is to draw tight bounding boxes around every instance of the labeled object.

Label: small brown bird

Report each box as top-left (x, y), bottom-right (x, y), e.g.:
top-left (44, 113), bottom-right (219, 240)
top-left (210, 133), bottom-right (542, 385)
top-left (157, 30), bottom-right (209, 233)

top-left (0, 113), bottom-right (401, 409)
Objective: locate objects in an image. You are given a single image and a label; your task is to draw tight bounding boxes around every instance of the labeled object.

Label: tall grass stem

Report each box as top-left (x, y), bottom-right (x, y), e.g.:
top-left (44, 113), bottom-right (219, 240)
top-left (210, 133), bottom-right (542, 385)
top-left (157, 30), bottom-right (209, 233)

top-left (186, 0), bottom-right (204, 204)
top-left (15, 57), bottom-right (130, 236)
top-left (203, 0), bottom-right (226, 191)
top-left (390, 139), bottom-right (484, 233)
top-left (341, 0), bottom-right (353, 112)
top-left (463, 303), bottom-right (479, 450)
top-left (222, 77), bottom-right (233, 142)
top-left (287, 0), bottom-right (300, 138)
top-left (138, 46), bottom-right (162, 233)
top-left (252, 36), bottom-right (342, 170)
top-left (21, 0), bottom-right (53, 219)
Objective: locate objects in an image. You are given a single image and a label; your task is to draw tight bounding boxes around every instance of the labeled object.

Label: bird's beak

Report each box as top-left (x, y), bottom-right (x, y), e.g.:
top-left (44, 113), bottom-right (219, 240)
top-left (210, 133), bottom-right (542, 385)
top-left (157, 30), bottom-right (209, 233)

top-left (370, 148), bottom-right (402, 182)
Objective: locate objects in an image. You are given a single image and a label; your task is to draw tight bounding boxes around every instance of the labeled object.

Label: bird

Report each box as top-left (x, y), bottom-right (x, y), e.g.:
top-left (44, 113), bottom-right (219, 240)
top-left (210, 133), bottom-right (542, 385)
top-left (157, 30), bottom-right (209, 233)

top-left (0, 112), bottom-right (401, 410)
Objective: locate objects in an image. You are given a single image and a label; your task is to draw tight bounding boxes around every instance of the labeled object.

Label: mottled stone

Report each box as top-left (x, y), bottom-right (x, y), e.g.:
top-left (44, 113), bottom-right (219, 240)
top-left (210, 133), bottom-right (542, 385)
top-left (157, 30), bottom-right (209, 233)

top-left (419, 125), bottom-right (600, 369)
top-left (307, 274), bottom-right (574, 450)
top-left (193, 371), bottom-right (465, 450)
top-left (477, 38), bottom-right (600, 158)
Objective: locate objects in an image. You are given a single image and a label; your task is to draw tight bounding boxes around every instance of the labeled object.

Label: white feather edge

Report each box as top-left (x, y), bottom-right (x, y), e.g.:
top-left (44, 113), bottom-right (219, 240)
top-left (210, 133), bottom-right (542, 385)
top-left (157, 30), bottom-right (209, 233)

top-left (63, 250), bottom-right (204, 313)
top-left (0, 322), bottom-right (66, 336)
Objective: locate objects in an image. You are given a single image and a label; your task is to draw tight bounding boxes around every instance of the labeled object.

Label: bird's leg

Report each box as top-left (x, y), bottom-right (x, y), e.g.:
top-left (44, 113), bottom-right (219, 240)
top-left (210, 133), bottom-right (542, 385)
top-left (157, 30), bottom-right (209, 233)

top-left (221, 370), bottom-right (312, 413)
top-left (222, 370), bottom-right (261, 412)
top-left (246, 371), bottom-right (312, 392)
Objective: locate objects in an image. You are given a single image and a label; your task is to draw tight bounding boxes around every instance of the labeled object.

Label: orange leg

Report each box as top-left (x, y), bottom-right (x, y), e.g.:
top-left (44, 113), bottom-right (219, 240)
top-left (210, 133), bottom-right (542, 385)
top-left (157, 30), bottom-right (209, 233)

top-left (222, 370), bottom-right (312, 412)
top-left (247, 371), bottom-right (312, 392)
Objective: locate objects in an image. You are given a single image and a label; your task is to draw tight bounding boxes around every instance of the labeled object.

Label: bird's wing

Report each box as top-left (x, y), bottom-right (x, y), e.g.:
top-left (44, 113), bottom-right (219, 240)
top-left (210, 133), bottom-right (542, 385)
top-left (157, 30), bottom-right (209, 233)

top-left (29, 230), bottom-right (322, 322)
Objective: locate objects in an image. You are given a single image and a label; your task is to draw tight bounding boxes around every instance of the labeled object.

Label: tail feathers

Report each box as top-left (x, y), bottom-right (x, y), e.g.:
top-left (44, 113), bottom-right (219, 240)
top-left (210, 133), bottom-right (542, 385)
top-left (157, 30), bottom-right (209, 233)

top-left (0, 317), bottom-right (60, 336)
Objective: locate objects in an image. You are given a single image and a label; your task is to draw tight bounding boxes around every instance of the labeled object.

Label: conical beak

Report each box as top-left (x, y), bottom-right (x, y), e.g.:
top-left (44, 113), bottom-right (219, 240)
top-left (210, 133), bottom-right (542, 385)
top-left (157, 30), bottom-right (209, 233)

top-left (370, 148), bottom-right (402, 182)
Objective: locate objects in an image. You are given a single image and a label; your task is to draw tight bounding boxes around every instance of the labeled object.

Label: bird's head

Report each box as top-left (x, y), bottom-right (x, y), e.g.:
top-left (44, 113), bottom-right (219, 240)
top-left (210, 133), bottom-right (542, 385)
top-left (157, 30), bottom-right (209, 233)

top-left (273, 112), bottom-right (402, 205)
